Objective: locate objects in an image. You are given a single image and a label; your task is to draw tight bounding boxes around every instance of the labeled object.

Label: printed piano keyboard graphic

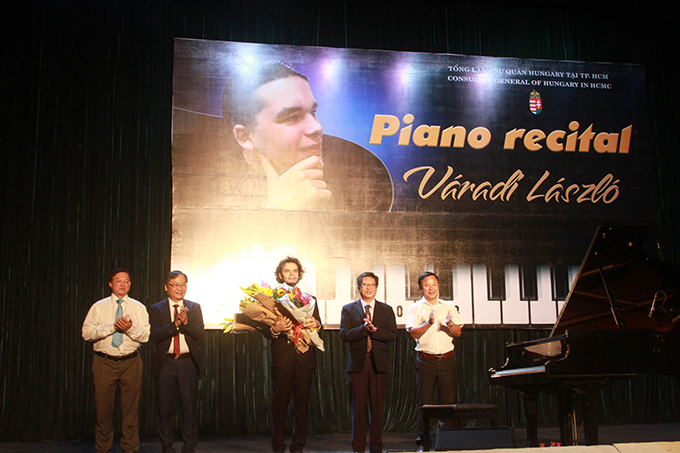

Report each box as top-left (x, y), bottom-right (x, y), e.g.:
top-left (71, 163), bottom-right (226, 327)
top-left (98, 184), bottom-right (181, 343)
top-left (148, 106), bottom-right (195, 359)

top-left (315, 263), bottom-right (579, 327)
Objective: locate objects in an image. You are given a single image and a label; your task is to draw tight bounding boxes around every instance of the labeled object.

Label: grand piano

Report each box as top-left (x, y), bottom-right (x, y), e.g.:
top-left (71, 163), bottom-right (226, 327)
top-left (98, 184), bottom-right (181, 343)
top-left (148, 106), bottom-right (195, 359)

top-left (489, 223), bottom-right (680, 447)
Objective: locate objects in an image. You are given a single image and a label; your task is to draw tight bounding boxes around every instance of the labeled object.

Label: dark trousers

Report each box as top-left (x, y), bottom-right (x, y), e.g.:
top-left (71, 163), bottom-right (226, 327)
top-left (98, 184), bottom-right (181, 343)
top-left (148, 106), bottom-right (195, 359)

top-left (156, 356), bottom-right (200, 453)
top-left (415, 354), bottom-right (457, 450)
top-left (92, 353), bottom-right (143, 453)
top-left (271, 364), bottom-right (315, 453)
top-left (348, 353), bottom-right (387, 453)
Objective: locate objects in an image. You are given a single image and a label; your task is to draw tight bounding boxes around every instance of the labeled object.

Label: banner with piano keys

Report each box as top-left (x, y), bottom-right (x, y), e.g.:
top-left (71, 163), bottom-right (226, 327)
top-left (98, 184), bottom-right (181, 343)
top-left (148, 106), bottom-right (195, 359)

top-left (171, 39), bottom-right (653, 328)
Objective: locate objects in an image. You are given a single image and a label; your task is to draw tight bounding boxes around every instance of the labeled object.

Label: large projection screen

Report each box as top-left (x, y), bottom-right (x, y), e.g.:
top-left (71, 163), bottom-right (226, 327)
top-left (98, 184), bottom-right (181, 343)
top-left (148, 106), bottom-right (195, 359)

top-left (171, 39), bottom-right (652, 329)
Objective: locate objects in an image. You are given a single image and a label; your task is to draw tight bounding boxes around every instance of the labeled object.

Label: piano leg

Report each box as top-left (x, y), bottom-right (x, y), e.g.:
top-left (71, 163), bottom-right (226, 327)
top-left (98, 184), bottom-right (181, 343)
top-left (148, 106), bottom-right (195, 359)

top-left (520, 390), bottom-right (540, 447)
top-left (554, 385), bottom-right (602, 446)
top-left (581, 387), bottom-right (601, 446)
top-left (556, 391), bottom-right (578, 445)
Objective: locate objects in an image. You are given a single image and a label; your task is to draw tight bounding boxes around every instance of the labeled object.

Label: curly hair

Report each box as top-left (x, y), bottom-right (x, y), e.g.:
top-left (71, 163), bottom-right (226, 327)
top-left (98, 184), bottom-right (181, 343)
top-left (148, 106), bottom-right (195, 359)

top-left (275, 256), bottom-right (305, 283)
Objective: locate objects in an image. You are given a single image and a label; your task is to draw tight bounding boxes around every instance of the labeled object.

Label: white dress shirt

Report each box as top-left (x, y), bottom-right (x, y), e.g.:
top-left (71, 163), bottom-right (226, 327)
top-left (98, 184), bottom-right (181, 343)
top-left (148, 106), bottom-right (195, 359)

top-left (82, 294), bottom-right (150, 356)
top-left (361, 299), bottom-right (374, 317)
top-left (405, 297), bottom-right (463, 355)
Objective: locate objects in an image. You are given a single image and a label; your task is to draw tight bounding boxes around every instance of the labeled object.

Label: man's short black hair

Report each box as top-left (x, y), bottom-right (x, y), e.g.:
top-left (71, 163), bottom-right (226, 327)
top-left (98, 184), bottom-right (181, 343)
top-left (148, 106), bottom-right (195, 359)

top-left (417, 271), bottom-right (439, 290)
top-left (275, 256), bottom-right (305, 284)
top-left (222, 62), bottom-right (309, 129)
top-left (165, 270), bottom-right (188, 285)
top-left (356, 272), bottom-right (379, 288)
top-left (108, 268), bottom-right (131, 282)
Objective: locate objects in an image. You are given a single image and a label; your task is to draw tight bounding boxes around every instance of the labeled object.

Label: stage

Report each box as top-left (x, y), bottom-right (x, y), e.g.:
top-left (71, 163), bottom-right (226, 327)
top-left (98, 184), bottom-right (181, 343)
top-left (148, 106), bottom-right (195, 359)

top-left (2, 423), bottom-right (680, 452)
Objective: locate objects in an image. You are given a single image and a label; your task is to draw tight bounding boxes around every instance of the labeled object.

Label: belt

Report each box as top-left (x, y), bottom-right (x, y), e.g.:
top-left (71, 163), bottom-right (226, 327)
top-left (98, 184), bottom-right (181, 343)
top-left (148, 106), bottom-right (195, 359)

top-left (166, 353), bottom-right (191, 360)
top-left (95, 350), bottom-right (139, 362)
top-left (418, 350), bottom-right (454, 360)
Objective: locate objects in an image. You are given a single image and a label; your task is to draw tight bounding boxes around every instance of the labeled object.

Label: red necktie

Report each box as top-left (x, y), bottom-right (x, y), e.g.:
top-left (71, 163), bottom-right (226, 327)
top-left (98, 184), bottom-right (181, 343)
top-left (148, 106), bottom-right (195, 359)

top-left (366, 305), bottom-right (372, 353)
top-left (173, 304), bottom-right (180, 355)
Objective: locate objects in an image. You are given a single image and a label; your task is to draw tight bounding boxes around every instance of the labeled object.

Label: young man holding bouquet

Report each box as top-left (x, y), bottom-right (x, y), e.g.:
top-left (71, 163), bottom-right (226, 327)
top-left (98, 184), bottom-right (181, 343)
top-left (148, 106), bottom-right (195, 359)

top-left (263, 256), bottom-right (323, 453)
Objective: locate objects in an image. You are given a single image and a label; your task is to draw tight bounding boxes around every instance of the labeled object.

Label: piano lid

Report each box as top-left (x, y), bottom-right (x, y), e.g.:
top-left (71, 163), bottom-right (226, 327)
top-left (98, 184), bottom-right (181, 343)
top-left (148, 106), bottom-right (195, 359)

top-left (551, 223), bottom-right (680, 336)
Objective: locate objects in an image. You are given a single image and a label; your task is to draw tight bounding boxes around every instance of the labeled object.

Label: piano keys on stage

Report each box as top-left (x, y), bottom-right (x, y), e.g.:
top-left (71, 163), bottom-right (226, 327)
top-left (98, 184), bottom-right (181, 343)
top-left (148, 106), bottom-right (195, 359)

top-left (317, 261), bottom-right (579, 327)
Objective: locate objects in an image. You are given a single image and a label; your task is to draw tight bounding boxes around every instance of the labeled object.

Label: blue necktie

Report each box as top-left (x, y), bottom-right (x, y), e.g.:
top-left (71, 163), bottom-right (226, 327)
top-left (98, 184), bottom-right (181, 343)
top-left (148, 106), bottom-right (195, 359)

top-left (111, 299), bottom-right (124, 348)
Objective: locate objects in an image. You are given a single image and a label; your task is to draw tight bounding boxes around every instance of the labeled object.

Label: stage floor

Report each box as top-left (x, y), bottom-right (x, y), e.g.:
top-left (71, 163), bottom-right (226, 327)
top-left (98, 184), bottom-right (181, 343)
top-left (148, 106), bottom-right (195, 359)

top-left (2, 423), bottom-right (680, 452)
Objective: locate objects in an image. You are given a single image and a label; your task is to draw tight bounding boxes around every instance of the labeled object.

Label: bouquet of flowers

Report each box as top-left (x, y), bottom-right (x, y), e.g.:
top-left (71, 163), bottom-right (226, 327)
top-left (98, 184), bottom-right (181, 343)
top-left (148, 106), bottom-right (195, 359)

top-left (221, 314), bottom-right (257, 333)
top-left (222, 281), bottom-right (324, 354)
top-left (272, 283), bottom-right (325, 353)
top-left (274, 284), bottom-right (312, 309)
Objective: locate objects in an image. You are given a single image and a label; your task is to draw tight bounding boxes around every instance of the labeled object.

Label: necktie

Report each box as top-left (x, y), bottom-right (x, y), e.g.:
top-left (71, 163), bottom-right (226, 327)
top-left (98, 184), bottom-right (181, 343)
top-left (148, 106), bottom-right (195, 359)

top-left (111, 299), bottom-right (124, 348)
top-left (173, 304), bottom-right (181, 355)
top-left (366, 305), bottom-right (372, 353)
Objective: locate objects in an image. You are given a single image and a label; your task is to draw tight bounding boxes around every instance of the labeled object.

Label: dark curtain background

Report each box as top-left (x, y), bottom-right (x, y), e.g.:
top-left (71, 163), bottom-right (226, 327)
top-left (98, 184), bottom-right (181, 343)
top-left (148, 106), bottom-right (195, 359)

top-left (2, 0), bottom-right (680, 442)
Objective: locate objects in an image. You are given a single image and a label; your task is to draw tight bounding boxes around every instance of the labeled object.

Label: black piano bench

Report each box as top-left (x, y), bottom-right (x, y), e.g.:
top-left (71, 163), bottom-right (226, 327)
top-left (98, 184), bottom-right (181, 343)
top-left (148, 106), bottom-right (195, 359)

top-left (421, 403), bottom-right (500, 428)
top-left (420, 403), bottom-right (502, 450)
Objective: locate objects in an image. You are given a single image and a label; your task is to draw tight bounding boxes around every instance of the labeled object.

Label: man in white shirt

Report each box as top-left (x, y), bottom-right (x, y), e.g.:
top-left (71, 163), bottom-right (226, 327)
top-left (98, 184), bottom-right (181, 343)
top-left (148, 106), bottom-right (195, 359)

top-left (405, 271), bottom-right (463, 452)
top-left (82, 269), bottom-right (150, 453)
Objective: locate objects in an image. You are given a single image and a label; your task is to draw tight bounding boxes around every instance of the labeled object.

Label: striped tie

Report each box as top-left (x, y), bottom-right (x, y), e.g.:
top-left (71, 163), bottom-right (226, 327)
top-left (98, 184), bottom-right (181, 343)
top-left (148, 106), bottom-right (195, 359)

top-left (366, 305), bottom-right (372, 353)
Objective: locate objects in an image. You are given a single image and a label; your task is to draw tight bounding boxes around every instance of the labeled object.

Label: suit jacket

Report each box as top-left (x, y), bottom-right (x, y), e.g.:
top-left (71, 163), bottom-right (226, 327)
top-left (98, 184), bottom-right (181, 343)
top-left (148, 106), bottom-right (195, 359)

top-left (340, 300), bottom-right (397, 373)
top-left (262, 297), bottom-right (323, 368)
top-left (149, 298), bottom-right (205, 378)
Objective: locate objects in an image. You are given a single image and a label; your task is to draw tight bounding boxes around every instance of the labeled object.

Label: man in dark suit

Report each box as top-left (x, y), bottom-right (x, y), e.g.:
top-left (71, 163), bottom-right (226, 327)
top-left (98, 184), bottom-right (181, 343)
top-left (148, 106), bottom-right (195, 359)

top-left (149, 270), bottom-right (205, 453)
top-left (340, 272), bottom-right (398, 453)
top-left (263, 256), bottom-right (323, 453)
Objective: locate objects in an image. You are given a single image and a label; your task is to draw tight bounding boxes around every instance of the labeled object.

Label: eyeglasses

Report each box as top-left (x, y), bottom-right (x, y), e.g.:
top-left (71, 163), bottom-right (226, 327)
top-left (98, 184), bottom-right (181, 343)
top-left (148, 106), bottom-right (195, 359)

top-left (168, 283), bottom-right (188, 289)
top-left (361, 283), bottom-right (377, 288)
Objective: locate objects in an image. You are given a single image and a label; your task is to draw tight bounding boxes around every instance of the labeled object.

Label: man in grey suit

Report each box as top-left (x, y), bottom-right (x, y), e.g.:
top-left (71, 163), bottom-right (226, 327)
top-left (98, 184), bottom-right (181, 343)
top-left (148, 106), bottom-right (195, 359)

top-left (149, 270), bottom-right (205, 453)
top-left (340, 272), bottom-right (398, 453)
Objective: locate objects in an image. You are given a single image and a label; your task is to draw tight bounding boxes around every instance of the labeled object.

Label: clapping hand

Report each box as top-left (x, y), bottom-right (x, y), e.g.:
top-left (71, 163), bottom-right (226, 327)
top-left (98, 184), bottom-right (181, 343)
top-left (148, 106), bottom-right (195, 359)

top-left (177, 306), bottom-right (188, 325)
top-left (115, 315), bottom-right (132, 332)
top-left (364, 316), bottom-right (377, 332)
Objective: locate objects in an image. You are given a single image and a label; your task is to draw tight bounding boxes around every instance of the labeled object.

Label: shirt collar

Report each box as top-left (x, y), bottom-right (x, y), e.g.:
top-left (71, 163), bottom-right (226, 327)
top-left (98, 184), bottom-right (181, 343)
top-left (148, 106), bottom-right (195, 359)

top-left (168, 299), bottom-right (184, 307)
top-left (420, 297), bottom-right (443, 306)
top-left (361, 299), bottom-right (374, 310)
